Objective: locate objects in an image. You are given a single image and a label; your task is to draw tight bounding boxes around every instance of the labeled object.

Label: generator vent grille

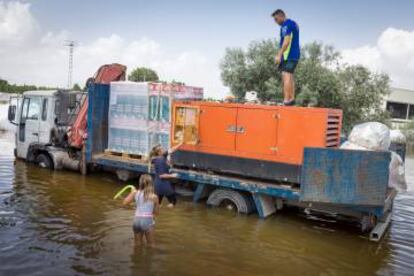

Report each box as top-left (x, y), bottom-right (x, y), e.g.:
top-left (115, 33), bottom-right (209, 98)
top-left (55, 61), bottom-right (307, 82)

top-left (326, 113), bottom-right (341, 147)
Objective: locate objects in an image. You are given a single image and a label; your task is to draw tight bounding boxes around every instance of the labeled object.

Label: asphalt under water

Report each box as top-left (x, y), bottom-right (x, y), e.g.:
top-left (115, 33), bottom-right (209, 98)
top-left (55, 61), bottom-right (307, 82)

top-left (1, 131), bottom-right (414, 276)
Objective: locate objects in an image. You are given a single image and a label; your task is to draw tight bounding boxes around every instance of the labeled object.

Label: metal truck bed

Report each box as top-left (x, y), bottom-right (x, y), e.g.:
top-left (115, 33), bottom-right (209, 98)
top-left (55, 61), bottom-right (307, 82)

top-left (173, 168), bottom-right (300, 201)
top-left (85, 83), bottom-right (395, 241)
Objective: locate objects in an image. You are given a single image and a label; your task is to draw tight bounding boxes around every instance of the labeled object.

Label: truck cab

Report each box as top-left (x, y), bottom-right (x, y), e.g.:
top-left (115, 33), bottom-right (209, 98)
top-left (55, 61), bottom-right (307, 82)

top-left (8, 90), bottom-right (85, 169)
top-left (13, 91), bottom-right (56, 159)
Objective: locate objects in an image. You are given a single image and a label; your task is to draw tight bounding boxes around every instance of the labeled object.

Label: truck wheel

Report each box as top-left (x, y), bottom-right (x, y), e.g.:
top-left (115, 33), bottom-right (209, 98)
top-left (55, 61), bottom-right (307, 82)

top-left (207, 189), bottom-right (253, 214)
top-left (36, 153), bottom-right (54, 169)
top-left (116, 170), bottom-right (138, 182)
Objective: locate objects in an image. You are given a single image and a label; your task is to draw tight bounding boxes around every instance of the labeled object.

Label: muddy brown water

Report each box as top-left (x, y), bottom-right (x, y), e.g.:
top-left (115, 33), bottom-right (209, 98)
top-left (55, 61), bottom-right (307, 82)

top-left (1, 131), bottom-right (414, 275)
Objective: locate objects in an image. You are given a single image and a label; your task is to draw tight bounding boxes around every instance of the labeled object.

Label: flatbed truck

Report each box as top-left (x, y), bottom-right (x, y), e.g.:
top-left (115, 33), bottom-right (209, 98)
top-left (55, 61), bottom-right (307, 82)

top-left (8, 82), bottom-right (399, 241)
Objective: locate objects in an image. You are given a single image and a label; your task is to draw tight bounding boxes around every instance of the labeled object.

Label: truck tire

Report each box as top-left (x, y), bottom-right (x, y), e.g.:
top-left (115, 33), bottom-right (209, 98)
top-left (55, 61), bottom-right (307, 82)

top-left (35, 153), bottom-right (54, 169)
top-left (207, 189), bottom-right (253, 214)
top-left (116, 170), bottom-right (138, 182)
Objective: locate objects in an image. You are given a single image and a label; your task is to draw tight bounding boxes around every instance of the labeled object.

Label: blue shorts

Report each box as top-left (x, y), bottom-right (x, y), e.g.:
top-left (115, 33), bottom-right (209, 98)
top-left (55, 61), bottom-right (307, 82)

top-left (278, 60), bottom-right (298, 73)
top-left (132, 217), bottom-right (154, 233)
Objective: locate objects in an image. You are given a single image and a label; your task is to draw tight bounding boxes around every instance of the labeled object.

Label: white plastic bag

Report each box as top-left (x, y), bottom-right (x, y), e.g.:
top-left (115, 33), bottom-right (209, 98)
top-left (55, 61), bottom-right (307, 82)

top-left (339, 141), bottom-right (370, 151)
top-left (388, 151), bottom-right (407, 192)
top-left (348, 122), bottom-right (391, 151)
top-left (390, 129), bottom-right (407, 144)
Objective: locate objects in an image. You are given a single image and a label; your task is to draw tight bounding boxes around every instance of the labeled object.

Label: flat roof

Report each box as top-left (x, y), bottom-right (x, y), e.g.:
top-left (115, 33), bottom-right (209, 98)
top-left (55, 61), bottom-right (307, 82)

top-left (388, 87), bottom-right (414, 105)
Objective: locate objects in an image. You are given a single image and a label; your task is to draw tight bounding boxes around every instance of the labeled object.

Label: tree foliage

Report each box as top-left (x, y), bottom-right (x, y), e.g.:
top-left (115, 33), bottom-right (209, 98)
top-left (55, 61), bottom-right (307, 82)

top-left (220, 39), bottom-right (390, 132)
top-left (0, 79), bottom-right (55, 94)
top-left (128, 67), bottom-right (159, 82)
top-left (72, 83), bottom-right (82, 91)
top-left (171, 79), bottom-right (185, 85)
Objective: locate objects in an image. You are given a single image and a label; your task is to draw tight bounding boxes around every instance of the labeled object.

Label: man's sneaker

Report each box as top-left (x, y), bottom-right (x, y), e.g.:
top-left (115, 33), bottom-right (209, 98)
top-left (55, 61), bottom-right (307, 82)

top-left (283, 100), bottom-right (296, 106)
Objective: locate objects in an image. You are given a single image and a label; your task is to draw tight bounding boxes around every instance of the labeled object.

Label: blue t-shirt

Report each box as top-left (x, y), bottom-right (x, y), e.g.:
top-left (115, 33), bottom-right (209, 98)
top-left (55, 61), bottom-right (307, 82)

top-left (279, 19), bottom-right (300, 61)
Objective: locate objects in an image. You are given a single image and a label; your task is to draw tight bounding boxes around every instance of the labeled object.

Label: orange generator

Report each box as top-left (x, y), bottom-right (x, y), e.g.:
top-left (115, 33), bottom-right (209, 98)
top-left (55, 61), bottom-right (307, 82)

top-left (171, 102), bottom-right (343, 183)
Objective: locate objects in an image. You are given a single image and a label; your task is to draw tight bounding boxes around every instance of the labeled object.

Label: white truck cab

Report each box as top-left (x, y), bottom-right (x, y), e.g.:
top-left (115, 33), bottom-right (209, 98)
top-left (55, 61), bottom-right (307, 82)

top-left (13, 90), bottom-right (57, 159)
top-left (8, 90), bottom-right (84, 170)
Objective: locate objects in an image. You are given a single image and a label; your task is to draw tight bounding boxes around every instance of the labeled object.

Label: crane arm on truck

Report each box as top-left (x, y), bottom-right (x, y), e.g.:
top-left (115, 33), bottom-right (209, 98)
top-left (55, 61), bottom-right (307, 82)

top-left (67, 63), bottom-right (127, 149)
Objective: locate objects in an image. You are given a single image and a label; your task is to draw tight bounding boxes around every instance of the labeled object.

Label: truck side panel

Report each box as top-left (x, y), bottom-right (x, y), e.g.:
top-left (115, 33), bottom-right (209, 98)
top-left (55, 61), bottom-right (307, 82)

top-left (300, 148), bottom-right (391, 206)
top-left (86, 84), bottom-right (110, 162)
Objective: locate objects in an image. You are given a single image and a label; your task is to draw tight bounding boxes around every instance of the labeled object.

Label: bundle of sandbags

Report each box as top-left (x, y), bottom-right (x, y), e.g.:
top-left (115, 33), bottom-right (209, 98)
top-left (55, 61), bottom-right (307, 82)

top-left (388, 151), bottom-right (407, 192)
top-left (340, 122), bottom-right (407, 192)
top-left (345, 122), bottom-right (391, 151)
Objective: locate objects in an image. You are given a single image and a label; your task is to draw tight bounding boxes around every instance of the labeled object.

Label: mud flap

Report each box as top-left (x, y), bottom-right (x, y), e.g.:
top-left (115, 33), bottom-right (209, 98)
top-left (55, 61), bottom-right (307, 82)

top-left (193, 183), bottom-right (210, 202)
top-left (252, 193), bottom-right (276, 218)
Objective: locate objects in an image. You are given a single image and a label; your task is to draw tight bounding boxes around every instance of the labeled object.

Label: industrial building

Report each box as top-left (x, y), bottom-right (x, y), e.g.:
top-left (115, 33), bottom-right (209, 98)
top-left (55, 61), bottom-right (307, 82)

top-left (385, 87), bottom-right (414, 127)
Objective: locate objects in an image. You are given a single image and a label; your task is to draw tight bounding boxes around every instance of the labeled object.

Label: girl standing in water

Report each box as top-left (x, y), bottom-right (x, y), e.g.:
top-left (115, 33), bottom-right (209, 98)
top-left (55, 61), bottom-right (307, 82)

top-left (123, 174), bottom-right (159, 247)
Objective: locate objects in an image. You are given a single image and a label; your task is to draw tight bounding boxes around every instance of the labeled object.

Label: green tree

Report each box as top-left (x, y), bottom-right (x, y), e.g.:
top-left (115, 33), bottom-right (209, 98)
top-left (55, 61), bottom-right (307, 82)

top-left (0, 78), bottom-right (56, 94)
top-left (72, 83), bottom-right (82, 91)
top-left (171, 79), bottom-right (185, 85)
top-left (337, 66), bottom-right (390, 131)
top-left (128, 67), bottom-right (159, 82)
top-left (220, 40), bottom-right (391, 132)
top-left (0, 79), bottom-right (8, 92)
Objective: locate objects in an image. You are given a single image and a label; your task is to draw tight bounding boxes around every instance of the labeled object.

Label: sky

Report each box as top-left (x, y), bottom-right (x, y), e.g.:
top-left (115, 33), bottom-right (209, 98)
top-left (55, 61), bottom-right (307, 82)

top-left (1, 0), bottom-right (414, 98)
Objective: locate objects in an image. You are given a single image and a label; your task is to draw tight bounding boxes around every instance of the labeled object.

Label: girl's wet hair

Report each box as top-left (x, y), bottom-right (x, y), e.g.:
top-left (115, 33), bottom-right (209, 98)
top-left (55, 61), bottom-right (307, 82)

top-left (139, 174), bottom-right (154, 201)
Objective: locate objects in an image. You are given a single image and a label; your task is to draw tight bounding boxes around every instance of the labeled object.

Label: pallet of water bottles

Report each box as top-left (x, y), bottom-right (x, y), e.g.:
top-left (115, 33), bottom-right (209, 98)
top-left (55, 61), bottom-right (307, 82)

top-left (107, 81), bottom-right (203, 157)
top-left (104, 149), bottom-right (147, 161)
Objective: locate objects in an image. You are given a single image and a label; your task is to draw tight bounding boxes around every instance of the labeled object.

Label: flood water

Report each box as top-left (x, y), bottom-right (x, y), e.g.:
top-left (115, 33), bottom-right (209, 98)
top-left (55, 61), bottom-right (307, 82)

top-left (1, 131), bottom-right (414, 276)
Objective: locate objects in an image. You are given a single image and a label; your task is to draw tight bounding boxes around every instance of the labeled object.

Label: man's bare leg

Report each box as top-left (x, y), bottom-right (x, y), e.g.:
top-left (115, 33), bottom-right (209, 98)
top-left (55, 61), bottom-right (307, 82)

top-left (282, 72), bottom-right (288, 102)
top-left (290, 73), bottom-right (295, 101)
top-left (282, 72), bottom-right (294, 102)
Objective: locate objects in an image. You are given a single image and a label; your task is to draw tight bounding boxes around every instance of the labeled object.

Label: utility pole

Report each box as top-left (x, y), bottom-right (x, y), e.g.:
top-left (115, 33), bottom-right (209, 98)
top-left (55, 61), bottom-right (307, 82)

top-left (65, 40), bottom-right (76, 89)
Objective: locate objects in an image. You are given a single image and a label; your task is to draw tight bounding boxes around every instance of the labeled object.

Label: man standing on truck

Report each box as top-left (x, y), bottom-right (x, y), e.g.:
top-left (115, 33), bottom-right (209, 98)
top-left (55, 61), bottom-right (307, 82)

top-left (272, 9), bottom-right (300, 106)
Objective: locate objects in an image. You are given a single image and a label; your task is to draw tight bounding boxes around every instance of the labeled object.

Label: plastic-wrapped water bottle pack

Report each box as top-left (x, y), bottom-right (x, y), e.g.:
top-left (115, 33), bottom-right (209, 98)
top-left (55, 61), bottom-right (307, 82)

top-left (107, 81), bottom-right (203, 156)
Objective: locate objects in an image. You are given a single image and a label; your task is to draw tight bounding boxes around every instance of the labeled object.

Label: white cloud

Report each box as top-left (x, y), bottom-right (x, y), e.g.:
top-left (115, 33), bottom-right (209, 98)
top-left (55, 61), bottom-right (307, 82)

top-left (342, 28), bottom-right (414, 89)
top-left (0, 1), bottom-right (226, 98)
top-left (0, 1), bottom-right (39, 44)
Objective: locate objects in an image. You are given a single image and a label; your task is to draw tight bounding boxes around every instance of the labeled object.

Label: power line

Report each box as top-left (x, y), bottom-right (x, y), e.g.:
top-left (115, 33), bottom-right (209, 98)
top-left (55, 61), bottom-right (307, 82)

top-left (64, 40), bottom-right (76, 89)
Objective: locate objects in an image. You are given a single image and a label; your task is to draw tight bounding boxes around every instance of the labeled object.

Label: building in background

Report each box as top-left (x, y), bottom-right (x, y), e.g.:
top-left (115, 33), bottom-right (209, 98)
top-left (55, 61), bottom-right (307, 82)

top-left (0, 92), bottom-right (17, 131)
top-left (0, 92), bottom-right (10, 104)
top-left (385, 87), bottom-right (414, 128)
